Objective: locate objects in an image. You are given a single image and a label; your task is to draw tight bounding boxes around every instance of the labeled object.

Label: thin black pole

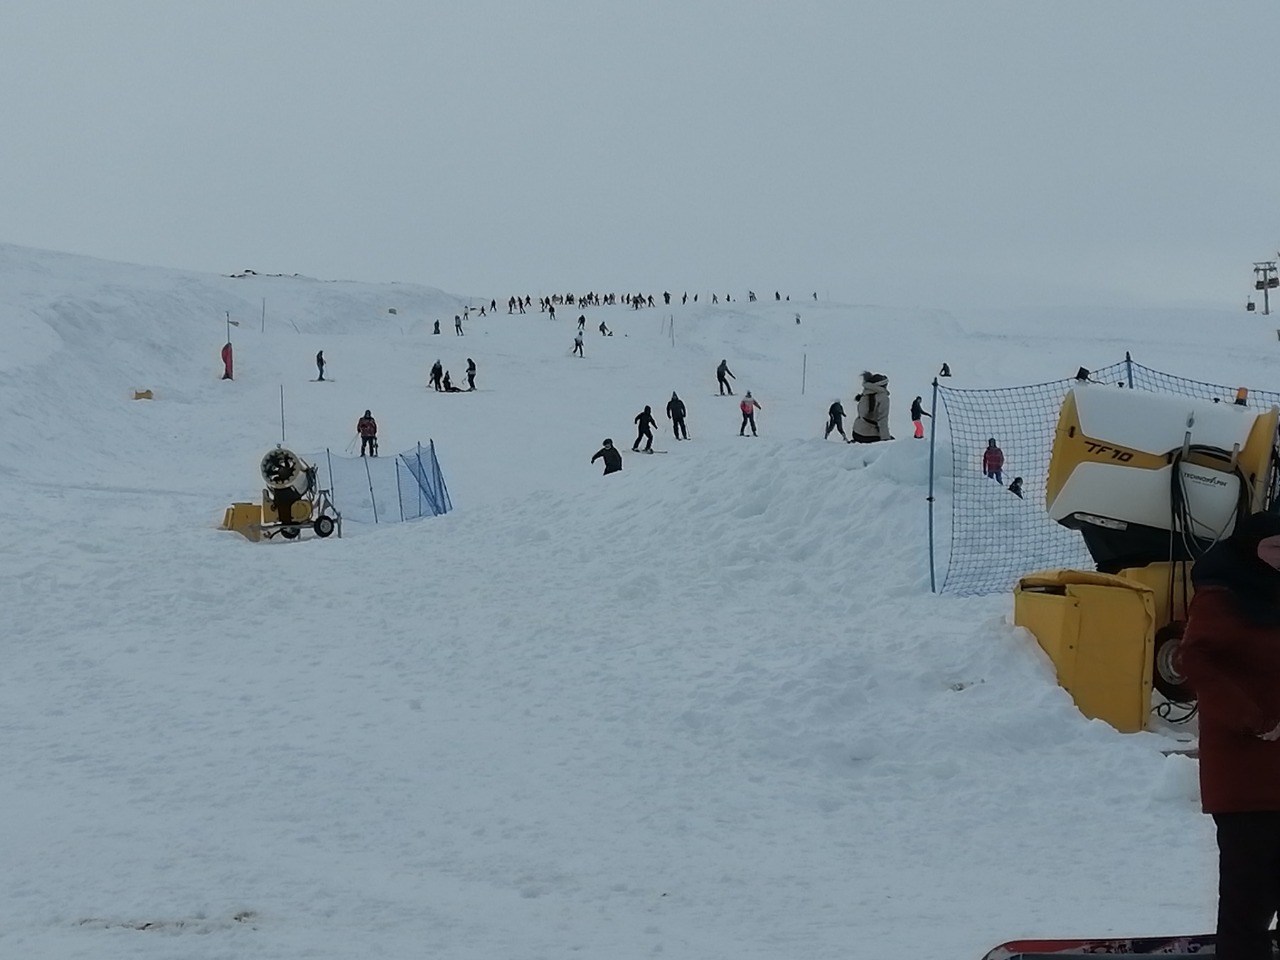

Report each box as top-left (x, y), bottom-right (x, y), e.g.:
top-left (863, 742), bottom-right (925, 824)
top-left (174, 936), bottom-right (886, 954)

top-left (279, 385), bottom-right (286, 444)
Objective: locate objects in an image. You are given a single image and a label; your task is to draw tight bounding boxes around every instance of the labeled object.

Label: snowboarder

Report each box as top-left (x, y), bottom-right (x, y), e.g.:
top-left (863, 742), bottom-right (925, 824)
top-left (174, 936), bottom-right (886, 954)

top-left (716, 359), bottom-right (735, 395)
top-left (633, 405), bottom-right (657, 452)
top-left (591, 438), bottom-right (622, 475)
top-left (850, 372), bottom-right (891, 442)
top-left (666, 392), bottom-right (688, 440)
top-left (1180, 511), bottom-right (1280, 960)
top-left (357, 410), bottom-right (378, 457)
top-left (572, 333), bottom-right (584, 357)
top-left (911, 396), bottom-right (931, 439)
top-left (939, 362), bottom-right (952, 377)
top-left (825, 400), bottom-right (847, 440)
top-left (315, 350), bottom-right (326, 381)
top-left (430, 360), bottom-right (444, 392)
top-left (739, 392), bottom-right (761, 436)
top-left (1008, 477), bottom-right (1023, 499)
top-left (599, 320), bottom-right (611, 336)
top-left (466, 358), bottom-right (476, 391)
top-left (982, 439), bottom-right (1004, 483)
top-left (443, 370), bottom-right (462, 392)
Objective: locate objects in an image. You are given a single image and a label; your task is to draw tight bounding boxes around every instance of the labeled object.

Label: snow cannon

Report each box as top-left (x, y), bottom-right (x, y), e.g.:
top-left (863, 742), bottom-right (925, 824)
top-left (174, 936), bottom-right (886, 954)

top-left (1046, 385), bottom-right (1279, 572)
top-left (257, 446), bottom-right (341, 541)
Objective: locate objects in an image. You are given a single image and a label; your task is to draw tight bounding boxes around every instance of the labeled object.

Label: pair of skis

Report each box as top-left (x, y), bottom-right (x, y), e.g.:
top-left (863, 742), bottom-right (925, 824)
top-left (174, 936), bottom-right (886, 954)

top-left (981, 931), bottom-right (1279, 958)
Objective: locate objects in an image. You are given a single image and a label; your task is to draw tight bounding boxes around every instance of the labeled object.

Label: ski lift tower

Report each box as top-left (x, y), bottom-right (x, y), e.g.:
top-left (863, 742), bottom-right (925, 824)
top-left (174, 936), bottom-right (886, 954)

top-left (1253, 261), bottom-right (1278, 314)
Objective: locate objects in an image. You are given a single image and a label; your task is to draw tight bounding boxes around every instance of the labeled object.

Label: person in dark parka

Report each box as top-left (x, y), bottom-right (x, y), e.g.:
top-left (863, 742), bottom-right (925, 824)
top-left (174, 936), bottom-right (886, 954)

top-left (825, 400), bottom-right (847, 440)
top-left (667, 392), bottom-right (688, 440)
top-left (633, 405), bottom-right (657, 452)
top-left (591, 439), bottom-right (623, 475)
top-left (1180, 510), bottom-right (1280, 960)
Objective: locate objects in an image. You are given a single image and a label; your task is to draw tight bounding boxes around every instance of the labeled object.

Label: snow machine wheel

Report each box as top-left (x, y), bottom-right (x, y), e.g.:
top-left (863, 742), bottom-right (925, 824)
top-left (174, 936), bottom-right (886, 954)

top-left (1152, 621), bottom-right (1193, 703)
top-left (280, 526), bottom-right (301, 540)
top-left (314, 516), bottom-right (335, 538)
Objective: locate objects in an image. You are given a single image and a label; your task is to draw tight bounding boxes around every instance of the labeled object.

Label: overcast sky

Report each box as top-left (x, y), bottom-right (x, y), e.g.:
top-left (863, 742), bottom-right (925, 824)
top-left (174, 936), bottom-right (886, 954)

top-left (3, 1), bottom-right (1278, 309)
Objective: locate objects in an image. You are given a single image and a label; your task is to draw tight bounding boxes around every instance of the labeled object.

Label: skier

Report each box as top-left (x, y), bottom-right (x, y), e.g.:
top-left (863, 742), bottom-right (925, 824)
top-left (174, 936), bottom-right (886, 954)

top-left (1008, 477), bottom-right (1024, 499)
top-left (1180, 511), bottom-right (1280, 960)
top-left (666, 392), bottom-right (688, 440)
top-left (982, 439), bottom-right (1004, 483)
top-left (716, 359), bottom-right (736, 395)
top-left (549, 304), bottom-right (556, 321)
top-left (573, 333), bottom-right (584, 357)
top-left (850, 372), bottom-right (891, 443)
top-left (591, 438), bottom-right (623, 475)
top-left (911, 396), bottom-right (932, 439)
top-left (315, 350), bottom-right (326, 381)
top-left (739, 392), bottom-right (761, 436)
top-left (633, 405), bottom-right (657, 452)
top-left (430, 359), bottom-right (444, 392)
top-left (466, 358), bottom-right (476, 391)
top-left (577, 314), bottom-right (586, 332)
top-left (357, 410), bottom-right (378, 457)
top-left (433, 319), bottom-right (441, 335)
top-left (454, 314), bottom-right (464, 335)
top-left (825, 400), bottom-right (847, 440)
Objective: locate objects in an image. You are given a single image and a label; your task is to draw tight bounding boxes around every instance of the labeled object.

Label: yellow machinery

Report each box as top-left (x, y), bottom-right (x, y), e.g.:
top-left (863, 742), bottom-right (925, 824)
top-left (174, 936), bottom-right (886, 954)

top-left (1046, 385), bottom-right (1278, 572)
top-left (1015, 385), bottom-right (1280, 731)
top-left (220, 447), bottom-right (341, 542)
top-left (1014, 570), bottom-right (1156, 733)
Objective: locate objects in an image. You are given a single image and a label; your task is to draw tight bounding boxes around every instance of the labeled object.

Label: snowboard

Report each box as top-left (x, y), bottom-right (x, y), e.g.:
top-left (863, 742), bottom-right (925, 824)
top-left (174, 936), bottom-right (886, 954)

top-left (630, 449), bottom-right (667, 454)
top-left (980, 931), bottom-right (1279, 958)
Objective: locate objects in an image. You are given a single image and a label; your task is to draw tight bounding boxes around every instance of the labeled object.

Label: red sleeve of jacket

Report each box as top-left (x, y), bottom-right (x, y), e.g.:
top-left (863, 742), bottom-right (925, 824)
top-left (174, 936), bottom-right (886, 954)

top-left (1179, 587), bottom-right (1272, 735)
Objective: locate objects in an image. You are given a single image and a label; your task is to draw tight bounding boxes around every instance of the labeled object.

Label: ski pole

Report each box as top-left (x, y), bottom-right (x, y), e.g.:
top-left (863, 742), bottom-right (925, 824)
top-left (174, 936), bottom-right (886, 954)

top-left (345, 434), bottom-right (358, 453)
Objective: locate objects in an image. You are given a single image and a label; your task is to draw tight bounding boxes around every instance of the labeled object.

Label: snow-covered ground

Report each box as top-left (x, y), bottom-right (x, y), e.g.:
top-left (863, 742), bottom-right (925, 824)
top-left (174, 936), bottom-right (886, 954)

top-left (0, 243), bottom-right (1263, 959)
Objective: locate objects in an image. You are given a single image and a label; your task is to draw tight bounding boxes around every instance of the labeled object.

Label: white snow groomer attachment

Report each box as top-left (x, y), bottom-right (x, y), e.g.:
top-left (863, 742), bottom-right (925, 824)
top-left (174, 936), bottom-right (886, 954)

top-left (259, 446), bottom-right (341, 541)
top-left (1046, 386), bottom-right (1280, 573)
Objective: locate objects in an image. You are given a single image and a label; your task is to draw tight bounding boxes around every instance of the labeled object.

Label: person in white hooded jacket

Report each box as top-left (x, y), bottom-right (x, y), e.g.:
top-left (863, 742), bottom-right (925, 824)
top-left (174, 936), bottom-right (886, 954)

top-left (850, 371), bottom-right (891, 443)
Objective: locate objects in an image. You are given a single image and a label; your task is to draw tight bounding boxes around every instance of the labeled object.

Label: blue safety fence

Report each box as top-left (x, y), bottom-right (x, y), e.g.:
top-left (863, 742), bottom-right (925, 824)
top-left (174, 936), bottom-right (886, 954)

top-left (316, 441), bottom-right (452, 525)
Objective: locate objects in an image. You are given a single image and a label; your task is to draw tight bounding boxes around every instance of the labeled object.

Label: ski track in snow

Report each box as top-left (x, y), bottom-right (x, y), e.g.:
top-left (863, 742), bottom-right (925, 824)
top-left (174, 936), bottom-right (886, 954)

top-left (0, 243), bottom-right (1236, 959)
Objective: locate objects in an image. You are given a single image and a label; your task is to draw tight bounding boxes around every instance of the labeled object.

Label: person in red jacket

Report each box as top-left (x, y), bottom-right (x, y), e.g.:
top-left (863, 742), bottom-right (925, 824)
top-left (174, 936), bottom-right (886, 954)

top-left (982, 438), bottom-right (1004, 483)
top-left (739, 392), bottom-right (761, 436)
top-left (356, 409), bottom-right (378, 457)
top-left (1180, 510), bottom-right (1280, 960)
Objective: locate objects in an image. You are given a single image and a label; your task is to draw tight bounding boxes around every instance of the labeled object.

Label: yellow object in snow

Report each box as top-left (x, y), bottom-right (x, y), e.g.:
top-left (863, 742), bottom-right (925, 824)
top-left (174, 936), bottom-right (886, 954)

top-left (133, 389), bottom-right (153, 400)
top-left (1013, 568), bottom-right (1156, 734)
top-left (221, 502), bottom-right (263, 541)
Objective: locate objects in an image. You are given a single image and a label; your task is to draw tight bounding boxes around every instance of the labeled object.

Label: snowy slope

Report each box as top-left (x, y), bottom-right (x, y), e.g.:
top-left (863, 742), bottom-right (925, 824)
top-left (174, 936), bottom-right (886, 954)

top-left (0, 243), bottom-right (1263, 959)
